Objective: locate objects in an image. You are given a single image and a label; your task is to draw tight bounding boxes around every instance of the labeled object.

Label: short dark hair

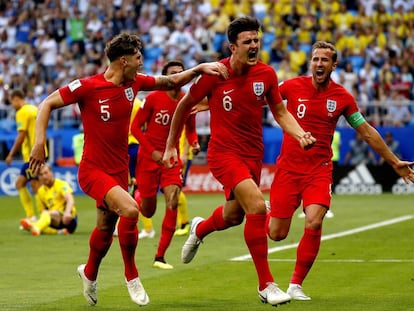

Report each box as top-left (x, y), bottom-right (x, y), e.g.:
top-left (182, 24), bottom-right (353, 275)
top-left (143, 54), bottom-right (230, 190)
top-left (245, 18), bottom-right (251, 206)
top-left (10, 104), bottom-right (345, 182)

top-left (9, 89), bottom-right (25, 100)
top-left (161, 60), bottom-right (185, 75)
top-left (105, 33), bottom-right (142, 62)
top-left (227, 16), bottom-right (261, 44)
top-left (312, 41), bottom-right (338, 63)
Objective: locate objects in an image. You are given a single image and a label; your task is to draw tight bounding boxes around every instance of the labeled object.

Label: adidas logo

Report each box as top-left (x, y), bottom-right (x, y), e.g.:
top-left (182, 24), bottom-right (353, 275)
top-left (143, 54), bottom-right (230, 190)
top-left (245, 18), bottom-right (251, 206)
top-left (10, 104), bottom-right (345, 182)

top-left (334, 163), bottom-right (382, 194)
top-left (392, 178), bottom-right (414, 194)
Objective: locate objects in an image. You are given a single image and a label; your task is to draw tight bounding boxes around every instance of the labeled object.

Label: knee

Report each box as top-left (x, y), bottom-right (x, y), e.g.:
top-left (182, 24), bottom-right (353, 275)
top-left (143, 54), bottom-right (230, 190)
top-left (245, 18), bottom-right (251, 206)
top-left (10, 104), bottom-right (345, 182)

top-left (268, 229), bottom-right (287, 242)
top-left (223, 213), bottom-right (244, 226)
top-left (123, 203), bottom-right (139, 219)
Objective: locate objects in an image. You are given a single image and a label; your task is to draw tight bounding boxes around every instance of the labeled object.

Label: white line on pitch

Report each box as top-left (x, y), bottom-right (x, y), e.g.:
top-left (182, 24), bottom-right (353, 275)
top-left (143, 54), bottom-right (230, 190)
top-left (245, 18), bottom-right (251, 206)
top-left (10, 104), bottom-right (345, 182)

top-left (267, 259), bottom-right (414, 263)
top-left (230, 215), bottom-right (414, 262)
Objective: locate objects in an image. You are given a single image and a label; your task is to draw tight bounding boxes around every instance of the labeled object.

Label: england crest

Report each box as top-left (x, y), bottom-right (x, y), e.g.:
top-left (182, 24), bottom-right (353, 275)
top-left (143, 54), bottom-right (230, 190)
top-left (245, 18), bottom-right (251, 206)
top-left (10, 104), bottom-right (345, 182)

top-left (253, 82), bottom-right (264, 96)
top-left (125, 87), bottom-right (134, 101)
top-left (326, 99), bottom-right (337, 112)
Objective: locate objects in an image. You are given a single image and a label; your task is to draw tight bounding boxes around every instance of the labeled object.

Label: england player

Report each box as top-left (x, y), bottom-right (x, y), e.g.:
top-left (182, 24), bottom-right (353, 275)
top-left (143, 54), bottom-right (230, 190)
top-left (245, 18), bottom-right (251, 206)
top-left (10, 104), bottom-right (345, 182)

top-left (267, 41), bottom-right (414, 300)
top-left (162, 16), bottom-right (315, 306)
top-left (29, 33), bottom-right (227, 307)
top-left (131, 60), bottom-right (200, 269)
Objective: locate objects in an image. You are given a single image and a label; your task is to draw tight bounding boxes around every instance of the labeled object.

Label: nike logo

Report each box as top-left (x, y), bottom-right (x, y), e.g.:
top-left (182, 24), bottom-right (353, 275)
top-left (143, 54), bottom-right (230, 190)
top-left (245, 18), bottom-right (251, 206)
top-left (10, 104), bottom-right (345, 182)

top-left (223, 89), bottom-right (234, 95)
top-left (98, 99), bottom-right (109, 103)
top-left (298, 98), bottom-right (309, 102)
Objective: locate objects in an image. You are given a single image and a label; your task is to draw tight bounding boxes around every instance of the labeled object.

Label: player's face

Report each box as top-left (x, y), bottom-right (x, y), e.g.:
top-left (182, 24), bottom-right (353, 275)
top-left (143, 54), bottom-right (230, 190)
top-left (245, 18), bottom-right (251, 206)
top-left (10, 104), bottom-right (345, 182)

top-left (122, 51), bottom-right (143, 80)
top-left (310, 48), bottom-right (337, 86)
top-left (231, 30), bottom-right (260, 66)
top-left (166, 65), bottom-right (184, 90)
top-left (38, 166), bottom-right (54, 187)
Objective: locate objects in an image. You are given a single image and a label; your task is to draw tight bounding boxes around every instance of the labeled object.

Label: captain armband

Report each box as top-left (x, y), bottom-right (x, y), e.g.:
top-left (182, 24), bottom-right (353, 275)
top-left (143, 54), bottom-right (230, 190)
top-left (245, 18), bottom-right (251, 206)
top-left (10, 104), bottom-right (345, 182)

top-left (346, 112), bottom-right (365, 128)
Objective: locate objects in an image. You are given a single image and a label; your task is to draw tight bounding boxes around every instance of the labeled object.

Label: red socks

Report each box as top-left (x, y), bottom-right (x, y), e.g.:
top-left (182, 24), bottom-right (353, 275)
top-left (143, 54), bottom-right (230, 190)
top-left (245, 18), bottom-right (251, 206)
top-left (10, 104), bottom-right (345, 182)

top-left (155, 208), bottom-right (178, 259)
top-left (196, 205), bottom-right (228, 239)
top-left (85, 227), bottom-right (113, 280)
top-left (117, 216), bottom-right (139, 281)
top-left (290, 228), bottom-right (322, 285)
top-left (244, 213), bottom-right (274, 290)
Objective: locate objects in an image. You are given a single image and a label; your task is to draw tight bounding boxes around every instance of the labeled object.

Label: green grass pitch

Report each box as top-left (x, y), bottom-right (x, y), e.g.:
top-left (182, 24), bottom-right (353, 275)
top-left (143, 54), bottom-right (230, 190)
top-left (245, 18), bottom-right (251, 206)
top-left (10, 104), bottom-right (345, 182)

top-left (0, 193), bottom-right (413, 310)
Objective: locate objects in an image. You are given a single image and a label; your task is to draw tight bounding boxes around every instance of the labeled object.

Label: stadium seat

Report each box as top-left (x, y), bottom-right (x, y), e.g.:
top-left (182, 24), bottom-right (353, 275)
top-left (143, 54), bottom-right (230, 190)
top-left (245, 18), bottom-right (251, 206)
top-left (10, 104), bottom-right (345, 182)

top-left (143, 46), bottom-right (163, 62)
top-left (349, 55), bottom-right (365, 71)
top-left (261, 32), bottom-right (275, 53)
top-left (213, 33), bottom-right (226, 52)
top-left (300, 43), bottom-right (312, 56)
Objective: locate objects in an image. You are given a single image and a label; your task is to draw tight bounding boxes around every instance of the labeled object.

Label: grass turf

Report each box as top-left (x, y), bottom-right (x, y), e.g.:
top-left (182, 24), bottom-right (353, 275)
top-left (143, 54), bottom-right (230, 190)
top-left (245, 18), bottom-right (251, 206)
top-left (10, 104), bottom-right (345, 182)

top-left (0, 193), bottom-right (413, 310)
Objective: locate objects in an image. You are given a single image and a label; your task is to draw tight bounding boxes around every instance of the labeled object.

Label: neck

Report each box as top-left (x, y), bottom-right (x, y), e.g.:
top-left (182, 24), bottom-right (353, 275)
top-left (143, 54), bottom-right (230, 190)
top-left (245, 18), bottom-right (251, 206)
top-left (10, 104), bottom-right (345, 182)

top-left (167, 89), bottom-right (181, 100)
top-left (104, 65), bottom-right (123, 85)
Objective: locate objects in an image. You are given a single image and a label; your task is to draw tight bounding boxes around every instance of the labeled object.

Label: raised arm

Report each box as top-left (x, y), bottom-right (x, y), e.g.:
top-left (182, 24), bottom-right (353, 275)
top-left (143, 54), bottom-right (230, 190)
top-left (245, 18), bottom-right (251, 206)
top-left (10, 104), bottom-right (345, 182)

top-left (356, 122), bottom-right (414, 183)
top-left (152, 62), bottom-right (228, 91)
top-left (29, 90), bottom-right (68, 174)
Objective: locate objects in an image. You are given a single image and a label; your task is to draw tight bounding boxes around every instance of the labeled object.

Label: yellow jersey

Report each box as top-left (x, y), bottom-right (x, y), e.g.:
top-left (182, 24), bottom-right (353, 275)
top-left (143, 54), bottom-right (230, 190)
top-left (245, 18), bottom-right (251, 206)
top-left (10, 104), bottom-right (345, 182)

top-left (128, 98), bottom-right (141, 145)
top-left (15, 104), bottom-right (37, 162)
top-left (36, 179), bottom-right (77, 217)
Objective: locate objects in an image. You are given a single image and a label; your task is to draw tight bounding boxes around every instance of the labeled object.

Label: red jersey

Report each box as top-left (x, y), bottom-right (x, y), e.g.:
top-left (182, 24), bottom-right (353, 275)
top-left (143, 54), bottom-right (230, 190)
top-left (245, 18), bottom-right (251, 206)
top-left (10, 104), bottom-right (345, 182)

top-left (277, 76), bottom-right (359, 173)
top-left (59, 73), bottom-right (156, 174)
top-left (131, 90), bottom-right (197, 158)
top-left (190, 58), bottom-right (283, 159)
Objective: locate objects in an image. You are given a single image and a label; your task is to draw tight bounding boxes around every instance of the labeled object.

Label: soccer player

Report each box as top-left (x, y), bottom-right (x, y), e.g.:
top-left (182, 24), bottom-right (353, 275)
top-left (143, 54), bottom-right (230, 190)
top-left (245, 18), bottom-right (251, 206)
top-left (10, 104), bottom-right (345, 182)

top-left (131, 60), bottom-right (200, 269)
top-left (6, 89), bottom-right (47, 224)
top-left (29, 33), bottom-right (228, 307)
top-left (20, 164), bottom-right (77, 235)
top-left (267, 41), bottom-right (414, 301)
top-left (162, 16), bottom-right (315, 306)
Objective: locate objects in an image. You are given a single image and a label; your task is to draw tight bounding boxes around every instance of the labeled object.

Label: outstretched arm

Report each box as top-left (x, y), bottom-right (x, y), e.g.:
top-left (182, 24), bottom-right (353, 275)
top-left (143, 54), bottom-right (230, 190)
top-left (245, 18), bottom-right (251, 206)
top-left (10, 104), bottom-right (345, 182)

top-left (356, 122), bottom-right (414, 183)
top-left (152, 62), bottom-right (228, 91)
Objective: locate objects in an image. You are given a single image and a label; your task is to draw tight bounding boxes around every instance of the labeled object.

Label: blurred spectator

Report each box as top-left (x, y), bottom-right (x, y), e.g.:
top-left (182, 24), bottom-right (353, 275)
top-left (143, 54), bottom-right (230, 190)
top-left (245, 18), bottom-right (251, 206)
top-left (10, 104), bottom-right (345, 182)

top-left (34, 30), bottom-right (58, 84)
top-left (340, 61), bottom-right (359, 93)
top-left (148, 16), bottom-right (170, 48)
top-left (0, 0), bottom-right (414, 132)
top-left (384, 90), bottom-right (412, 127)
top-left (166, 20), bottom-right (201, 67)
top-left (379, 132), bottom-right (401, 165)
top-left (288, 41), bottom-right (307, 75)
top-left (69, 9), bottom-right (86, 55)
top-left (343, 132), bottom-right (377, 165)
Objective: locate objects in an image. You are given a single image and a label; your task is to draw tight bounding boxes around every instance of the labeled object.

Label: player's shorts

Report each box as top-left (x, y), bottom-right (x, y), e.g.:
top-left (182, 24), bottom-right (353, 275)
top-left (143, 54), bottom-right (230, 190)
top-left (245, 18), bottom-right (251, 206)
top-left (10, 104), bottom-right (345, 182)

top-left (128, 143), bottom-right (139, 178)
top-left (269, 165), bottom-right (332, 218)
top-left (207, 152), bottom-right (261, 200)
top-left (136, 156), bottom-right (182, 198)
top-left (78, 163), bottom-right (128, 209)
top-left (52, 215), bottom-right (78, 233)
top-left (20, 162), bottom-right (38, 181)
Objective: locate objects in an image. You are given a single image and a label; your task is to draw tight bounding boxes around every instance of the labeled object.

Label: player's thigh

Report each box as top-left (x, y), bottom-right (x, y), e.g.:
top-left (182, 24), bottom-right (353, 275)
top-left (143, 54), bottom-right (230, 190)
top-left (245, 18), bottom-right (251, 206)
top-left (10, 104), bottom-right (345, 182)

top-left (270, 168), bottom-right (302, 218)
top-left (136, 157), bottom-right (160, 198)
top-left (208, 153), bottom-right (261, 200)
top-left (233, 178), bottom-right (265, 214)
top-left (78, 164), bottom-right (128, 209)
top-left (302, 167), bottom-right (332, 209)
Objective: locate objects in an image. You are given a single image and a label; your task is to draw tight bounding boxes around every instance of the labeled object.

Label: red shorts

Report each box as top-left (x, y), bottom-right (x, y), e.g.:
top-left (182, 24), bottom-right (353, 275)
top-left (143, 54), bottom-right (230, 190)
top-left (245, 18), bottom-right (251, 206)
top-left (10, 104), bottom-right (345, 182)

top-left (78, 162), bottom-right (128, 208)
top-left (207, 152), bottom-right (261, 200)
top-left (269, 166), bottom-right (332, 218)
top-left (136, 156), bottom-right (182, 198)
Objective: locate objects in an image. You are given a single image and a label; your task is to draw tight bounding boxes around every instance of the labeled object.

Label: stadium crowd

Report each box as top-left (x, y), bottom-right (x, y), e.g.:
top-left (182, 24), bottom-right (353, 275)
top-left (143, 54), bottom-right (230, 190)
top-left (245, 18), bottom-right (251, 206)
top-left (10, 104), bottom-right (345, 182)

top-left (0, 0), bottom-right (414, 129)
